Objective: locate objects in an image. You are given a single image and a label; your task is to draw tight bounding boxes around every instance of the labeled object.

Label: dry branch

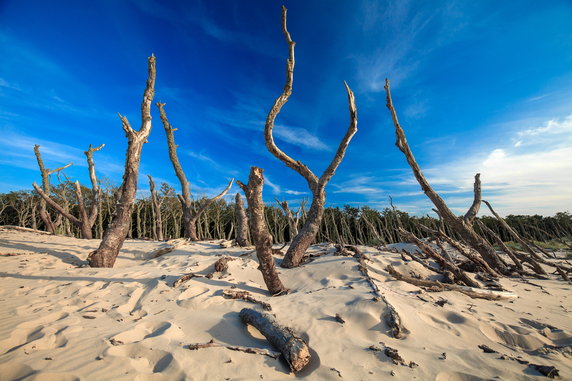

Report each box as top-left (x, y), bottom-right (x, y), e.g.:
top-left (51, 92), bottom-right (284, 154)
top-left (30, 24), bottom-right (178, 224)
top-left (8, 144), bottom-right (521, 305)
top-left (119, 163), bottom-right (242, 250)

top-left (386, 265), bottom-right (516, 300)
top-left (239, 308), bottom-right (310, 372)
top-left (222, 289), bottom-right (272, 311)
top-left (188, 338), bottom-right (281, 359)
top-left (172, 272), bottom-right (203, 288)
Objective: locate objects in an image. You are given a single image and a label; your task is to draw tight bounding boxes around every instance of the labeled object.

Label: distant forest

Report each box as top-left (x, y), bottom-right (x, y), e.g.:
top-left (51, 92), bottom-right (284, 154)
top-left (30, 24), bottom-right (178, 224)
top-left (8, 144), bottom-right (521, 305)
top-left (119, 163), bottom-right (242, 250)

top-left (2, 182), bottom-right (571, 247)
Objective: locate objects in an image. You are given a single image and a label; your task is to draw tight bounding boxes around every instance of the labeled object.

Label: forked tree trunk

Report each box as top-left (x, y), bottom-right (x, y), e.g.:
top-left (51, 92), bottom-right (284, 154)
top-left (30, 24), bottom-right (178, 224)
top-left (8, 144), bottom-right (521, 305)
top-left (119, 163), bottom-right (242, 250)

top-left (148, 175), bottom-right (164, 241)
top-left (464, 173), bottom-right (481, 224)
top-left (265, 7), bottom-right (358, 268)
top-left (33, 145), bottom-right (72, 234)
top-left (384, 79), bottom-right (509, 275)
top-left (276, 199), bottom-right (299, 240)
top-left (156, 102), bottom-right (233, 241)
top-left (237, 167), bottom-right (288, 295)
top-left (87, 55), bottom-right (156, 268)
top-left (235, 193), bottom-right (250, 247)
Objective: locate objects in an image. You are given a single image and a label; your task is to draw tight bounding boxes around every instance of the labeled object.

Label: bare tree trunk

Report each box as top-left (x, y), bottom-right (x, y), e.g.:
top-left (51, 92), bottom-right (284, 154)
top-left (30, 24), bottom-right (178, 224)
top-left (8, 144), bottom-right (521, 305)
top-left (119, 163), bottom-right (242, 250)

top-left (475, 219), bottom-right (524, 272)
top-left (464, 173), bottom-right (481, 224)
top-left (148, 175), bottom-right (164, 241)
top-left (156, 102), bottom-right (233, 241)
top-left (33, 145), bottom-right (72, 234)
top-left (87, 55), bottom-right (156, 268)
top-left (237, 167), bottom-right (288, 296)
top-left (235, 193), bottom-right (250, 247)
top-left (265, 7), bottom-right (358, 268)
top-left (384, 79), bottom-right (509, 275)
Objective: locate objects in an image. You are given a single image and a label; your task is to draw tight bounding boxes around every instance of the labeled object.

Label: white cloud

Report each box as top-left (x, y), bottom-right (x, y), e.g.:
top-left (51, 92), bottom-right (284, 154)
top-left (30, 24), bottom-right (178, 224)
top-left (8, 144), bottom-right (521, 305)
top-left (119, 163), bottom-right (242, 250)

top-left (273, 125), bottom-right (330, 151)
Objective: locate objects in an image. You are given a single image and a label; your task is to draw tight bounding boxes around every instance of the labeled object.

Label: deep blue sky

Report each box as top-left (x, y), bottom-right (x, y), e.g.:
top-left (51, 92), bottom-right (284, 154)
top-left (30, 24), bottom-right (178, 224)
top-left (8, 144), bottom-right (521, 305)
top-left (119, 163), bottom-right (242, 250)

top-left (1, 0), bottom-right (571, 216)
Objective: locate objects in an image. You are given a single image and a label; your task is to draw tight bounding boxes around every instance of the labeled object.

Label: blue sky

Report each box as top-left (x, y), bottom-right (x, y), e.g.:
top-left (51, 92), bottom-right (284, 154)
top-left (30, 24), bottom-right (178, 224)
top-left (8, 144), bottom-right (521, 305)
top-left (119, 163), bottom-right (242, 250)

top-left (1, 0), bottom-right (571, 216)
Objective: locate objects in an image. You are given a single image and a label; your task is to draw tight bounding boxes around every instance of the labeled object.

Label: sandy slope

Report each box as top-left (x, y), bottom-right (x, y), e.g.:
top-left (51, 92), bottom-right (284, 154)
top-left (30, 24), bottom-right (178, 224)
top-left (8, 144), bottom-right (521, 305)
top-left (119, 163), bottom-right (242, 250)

top-left (0, 227), bottom-right (570, 381)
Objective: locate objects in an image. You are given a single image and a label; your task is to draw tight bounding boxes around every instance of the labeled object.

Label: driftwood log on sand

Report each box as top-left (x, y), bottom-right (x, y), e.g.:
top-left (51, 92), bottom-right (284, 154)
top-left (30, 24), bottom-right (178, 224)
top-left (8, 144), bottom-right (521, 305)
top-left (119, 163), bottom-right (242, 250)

top-left (239, 308), bottom-right (310, 372)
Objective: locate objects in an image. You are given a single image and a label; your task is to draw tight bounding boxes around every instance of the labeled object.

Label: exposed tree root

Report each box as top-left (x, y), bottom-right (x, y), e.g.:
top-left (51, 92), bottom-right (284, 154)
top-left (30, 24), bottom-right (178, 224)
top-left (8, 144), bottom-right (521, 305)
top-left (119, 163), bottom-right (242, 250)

top-left (188, 338), bottom-right (281, 359)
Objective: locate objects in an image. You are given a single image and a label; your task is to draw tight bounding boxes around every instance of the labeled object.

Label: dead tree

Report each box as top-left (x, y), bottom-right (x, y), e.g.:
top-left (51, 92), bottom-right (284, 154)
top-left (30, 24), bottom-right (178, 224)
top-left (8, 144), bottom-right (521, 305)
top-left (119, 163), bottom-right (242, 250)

top-left (266, 7), bottom-right (358, 268)
top-left (482, 200), bottom-right (547, 274)
top-left (235, 193), bottom-right (250, 247)
top-left (237, 167), bottom-right (288, 296)
top-left (32, 144), bottom-right (103, 239)
top-left (87, 55), bottom-right (156, 268)
top-left (156, 102), bottom-right (233, 241)
top-left (464, 173), bottom-right (481, 224)
top-left (33, 145), bottom-right (72, 234)
top-left (276, 199), bottom-right (299, 240)
top-left (148, 175), bottom-right (164, 241)
top-left (32, 144), bottom-right (104, 239)
top-left (384, 79), bottom-right (509, 275)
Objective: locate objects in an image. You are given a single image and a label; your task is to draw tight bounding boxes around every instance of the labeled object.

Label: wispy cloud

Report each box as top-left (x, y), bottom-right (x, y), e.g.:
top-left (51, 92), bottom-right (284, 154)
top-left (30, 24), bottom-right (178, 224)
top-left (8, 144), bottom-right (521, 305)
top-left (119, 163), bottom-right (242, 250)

top-left (274, 125), bottom-right (330, 151)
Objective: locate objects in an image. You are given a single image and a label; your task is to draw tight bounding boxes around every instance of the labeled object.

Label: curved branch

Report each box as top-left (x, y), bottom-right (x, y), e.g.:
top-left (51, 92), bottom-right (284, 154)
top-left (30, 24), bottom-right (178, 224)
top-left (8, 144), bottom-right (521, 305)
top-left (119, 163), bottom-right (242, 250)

top-left (319, 82), bottom-right (358, 187)
top-left (464, 173), bottom-right (481, 224)
top-left (190, 179), bottom-right (234, 224)
top-left (264, 6), bottom-right (318, 188)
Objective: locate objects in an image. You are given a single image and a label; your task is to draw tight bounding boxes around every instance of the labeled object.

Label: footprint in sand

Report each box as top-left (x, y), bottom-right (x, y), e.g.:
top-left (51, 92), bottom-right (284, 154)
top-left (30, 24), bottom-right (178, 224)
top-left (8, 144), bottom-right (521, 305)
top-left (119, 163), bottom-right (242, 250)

top-left (176, 286), bottom-right (212, 310)
top-left (106, 343), bottom-right (184, 376)
top-left (111, 321), bottom-right (185, 344)
top-left (479, 321), bottom-right (549, 351)
top-left (435, 371), bottom-right (488, 381)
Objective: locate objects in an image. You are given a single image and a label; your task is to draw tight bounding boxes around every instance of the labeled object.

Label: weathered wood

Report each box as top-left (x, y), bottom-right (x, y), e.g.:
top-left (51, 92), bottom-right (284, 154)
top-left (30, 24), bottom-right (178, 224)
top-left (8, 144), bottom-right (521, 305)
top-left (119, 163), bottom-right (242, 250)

top-left (397, 227), bottom-right (480, 288)
top-left (156, 101), bottom-right (233, 241)
top-left (386, 265), bottom-right (517, 300)
top-left (222, 289), bottom-right (272, 311)
top-left (235, 193), bottom-right (250, 247)
top-left (276, 199), bottom-right (298, 239)
top-left (148, 175), bottom-right (164, 241)
top-left (214, 256), bottom-right (236, 272)
top-left (87, 55), bottom-right (156, 268)
top-left (188, 338), bottom-right (281, 359)
top-left (33, 145), bottom-right (72, 234)
top-left (237, 167), bottom-right (288, 296)
top-left (335, 245), bottom-right (407, 339)
top-left (239, 308), bottom-right (310, 372)
top-left (265, 6), bottom-right (358, 268)
top-left (384, 79), bottom-right (509, 275)
top-left (475, 219), bottom-right (524, 272)
top-left (172, 272), bottom-right (203, 288)
top-left (464, 173), bottom-right (481, 224)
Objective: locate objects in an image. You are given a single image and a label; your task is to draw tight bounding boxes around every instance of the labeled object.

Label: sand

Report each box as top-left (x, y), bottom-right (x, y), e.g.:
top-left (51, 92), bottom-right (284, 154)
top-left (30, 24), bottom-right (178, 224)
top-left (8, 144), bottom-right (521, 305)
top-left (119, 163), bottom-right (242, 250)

top-left (0, 226), bottom-right (570, 380)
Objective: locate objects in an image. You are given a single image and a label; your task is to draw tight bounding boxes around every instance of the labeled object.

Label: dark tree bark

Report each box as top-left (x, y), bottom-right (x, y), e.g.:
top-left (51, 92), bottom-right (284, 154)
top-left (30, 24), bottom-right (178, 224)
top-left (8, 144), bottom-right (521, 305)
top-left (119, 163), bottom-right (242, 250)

top-left (464, 173), bottom-right (481, 224)
top-left (266, 7), bottom-right (358, 268)
top-left (148, 175), bottom-right (164, 241)
top-left (235, 193), bottom-right (250, 247)
top-left (239, 308), bottom-right (310, 372)
top-left (384, 79), bottom-right (509, 275)
top-left (33, 144), bottom-right (72, 233)
top-left (156, 101), bottom-right (233, 241)
top-left (237, 167), bottom-right (288, 296)
top-left (87, 55), bottom-right (156, 268)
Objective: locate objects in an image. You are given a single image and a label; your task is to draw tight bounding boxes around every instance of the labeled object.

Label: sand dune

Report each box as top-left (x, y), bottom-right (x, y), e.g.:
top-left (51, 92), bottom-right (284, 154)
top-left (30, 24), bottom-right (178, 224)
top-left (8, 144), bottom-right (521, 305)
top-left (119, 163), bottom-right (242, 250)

top-left (0, 227), bottom-right (570, 380)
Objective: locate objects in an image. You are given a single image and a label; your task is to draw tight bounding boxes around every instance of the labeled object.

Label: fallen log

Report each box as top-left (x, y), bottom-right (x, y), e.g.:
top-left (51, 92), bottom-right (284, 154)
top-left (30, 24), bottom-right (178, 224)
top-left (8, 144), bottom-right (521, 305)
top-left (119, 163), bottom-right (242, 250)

top-left (239, 308), bottom-right (310, 372)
